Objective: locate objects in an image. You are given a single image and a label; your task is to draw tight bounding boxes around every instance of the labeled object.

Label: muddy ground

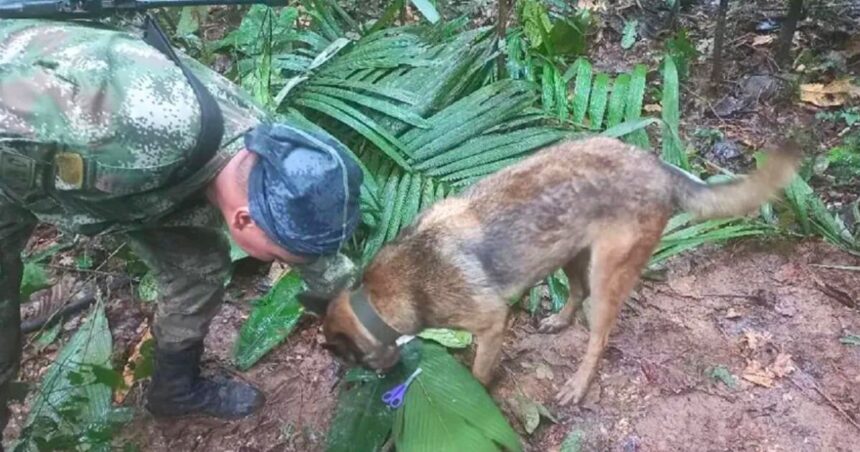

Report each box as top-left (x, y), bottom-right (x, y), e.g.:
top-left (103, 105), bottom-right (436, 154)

top-left (3, 0), bottom-right (860, 450)
top-left (10, 238), bottom-right (858, 451)
top-left (130, 239), bottom-right (860, 451)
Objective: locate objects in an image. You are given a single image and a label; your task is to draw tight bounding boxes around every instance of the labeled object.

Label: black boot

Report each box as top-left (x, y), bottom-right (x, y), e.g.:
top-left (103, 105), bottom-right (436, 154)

top-left (146, 341), bottom-right (264, 420)
top-left (1, 381), bottom-right (10, 452)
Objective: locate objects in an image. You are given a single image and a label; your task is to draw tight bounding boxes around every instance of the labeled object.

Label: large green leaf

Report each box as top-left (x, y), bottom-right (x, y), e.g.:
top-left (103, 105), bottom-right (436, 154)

top-left (660, 56), bottom-right (688, 169)
top-left (392, 341), bottom-right (522, 452)
top-left (17, 303), bottom-right (129, 451)
top-left (232, 272), bottom-right (307, 371)
top-left (326, 341), bottom-right (423, 452)
top-left (418, 328), bottom-right (473, 348)
top-left (20, 261), bottom-right (50, 301)
top-left (410, 0), bottom-right (441, 23)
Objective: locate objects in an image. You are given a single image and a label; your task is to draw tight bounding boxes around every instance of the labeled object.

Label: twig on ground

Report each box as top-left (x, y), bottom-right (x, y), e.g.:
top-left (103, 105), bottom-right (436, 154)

top-left (810, 264), bottom-right (860, 272)
top-left (790, 376), bottom-right (860, 433)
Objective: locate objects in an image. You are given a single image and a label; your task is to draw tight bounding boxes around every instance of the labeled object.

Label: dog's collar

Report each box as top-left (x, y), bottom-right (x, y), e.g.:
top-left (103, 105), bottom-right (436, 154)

top-left (349, 286), bottom-right (402, 346)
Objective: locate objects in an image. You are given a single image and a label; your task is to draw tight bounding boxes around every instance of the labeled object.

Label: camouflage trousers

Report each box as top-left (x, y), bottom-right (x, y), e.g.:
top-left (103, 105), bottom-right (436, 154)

top-left (1, 196), bottom-right (359, 414)
top-left (0, 191), bottom-right (36, 437)
top-left (0, 194), bottom-right (237, 425)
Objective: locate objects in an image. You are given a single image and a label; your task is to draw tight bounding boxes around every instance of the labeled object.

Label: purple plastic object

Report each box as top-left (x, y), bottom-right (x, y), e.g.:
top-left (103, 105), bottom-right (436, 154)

top-left (382, 368), bottom-right (423, 408)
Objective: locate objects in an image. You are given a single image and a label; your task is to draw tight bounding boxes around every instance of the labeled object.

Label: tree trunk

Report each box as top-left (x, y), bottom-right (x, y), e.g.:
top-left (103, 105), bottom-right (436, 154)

top-left (775, 0), bottom-right (804, 69)
top-left (709, 0), bottom-right (730, 89)
top-left (496, 0), bottom-right (510, 80)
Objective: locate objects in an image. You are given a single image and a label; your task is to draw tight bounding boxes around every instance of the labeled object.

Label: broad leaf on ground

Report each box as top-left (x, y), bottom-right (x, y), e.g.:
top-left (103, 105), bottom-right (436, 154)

top-left (16, 303), bottom-right (130, 451)
top-left (232, 271), bottom-right (307, 371)
top-left (392, 341), bottom-right (522, 452)
top-left (418, 328), bottom-right (473, 348)
top-left (326, 341), bottom-right (422, 452)
top-left (20, 262), bottom-right (50, 301)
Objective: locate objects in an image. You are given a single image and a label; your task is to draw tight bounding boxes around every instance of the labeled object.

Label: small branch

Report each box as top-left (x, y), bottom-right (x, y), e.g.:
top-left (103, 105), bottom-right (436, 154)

top-left (709, 0), bottom-right (730, 90)
top-left (810, 264), bottom-right (860, 272)
top-left (775, 0), bottom-right (804, 69)
top-left (790, 377), bottom-right (860, 433)
top-left (496, 0), bottom-right (510, 80)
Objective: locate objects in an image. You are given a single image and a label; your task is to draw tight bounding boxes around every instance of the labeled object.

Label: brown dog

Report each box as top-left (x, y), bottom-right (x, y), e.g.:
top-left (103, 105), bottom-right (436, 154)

top-left (322, 136), bottom-right (800, 405)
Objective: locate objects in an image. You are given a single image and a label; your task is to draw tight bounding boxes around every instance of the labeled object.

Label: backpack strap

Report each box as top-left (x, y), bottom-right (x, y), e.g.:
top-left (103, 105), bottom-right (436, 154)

top-left (141, 15), bottom-right (224, 178)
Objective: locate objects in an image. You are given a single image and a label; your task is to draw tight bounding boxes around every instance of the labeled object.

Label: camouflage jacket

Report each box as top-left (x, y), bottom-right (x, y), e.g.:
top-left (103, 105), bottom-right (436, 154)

top-left (0, 18), bottom-right (267, 235)
top-left (0, 19), bottom-right (359, 302)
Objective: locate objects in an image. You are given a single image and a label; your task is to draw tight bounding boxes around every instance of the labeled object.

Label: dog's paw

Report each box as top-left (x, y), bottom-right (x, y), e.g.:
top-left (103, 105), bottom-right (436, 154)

top-left (538, 314), bottom-right (572, 334)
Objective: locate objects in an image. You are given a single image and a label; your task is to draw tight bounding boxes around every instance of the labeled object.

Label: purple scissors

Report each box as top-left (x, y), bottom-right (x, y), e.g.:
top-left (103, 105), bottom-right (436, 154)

top-left (382, 368), bottom-right (423, 409)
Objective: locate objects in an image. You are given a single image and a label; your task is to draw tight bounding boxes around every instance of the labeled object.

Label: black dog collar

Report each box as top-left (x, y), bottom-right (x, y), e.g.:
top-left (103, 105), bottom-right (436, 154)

top-left (349, 286), bottom-right (402, 346)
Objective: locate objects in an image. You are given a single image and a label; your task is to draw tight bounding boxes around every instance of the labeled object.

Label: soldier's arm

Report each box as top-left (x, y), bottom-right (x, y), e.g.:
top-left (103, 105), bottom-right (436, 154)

top-left (292, 253), bottom-right (359, 316)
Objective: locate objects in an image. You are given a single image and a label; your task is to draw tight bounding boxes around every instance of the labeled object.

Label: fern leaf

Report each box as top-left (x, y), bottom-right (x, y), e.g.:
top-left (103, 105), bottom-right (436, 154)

top-left (588, 73), bottom-right (610, 129)
top-left (541, 63), bottom-right (557, 113)
top-left (660, 56), bottom-right (689, 169)
top-left (362, 173), bottom-right (400, 265)
top-left (385, 172), bottom-right (413, 243)
top-left (570, 58), bottom-right (592, 124)
top-left (554, 64), bottom-right (569, 121)
top-left (308, 78), bottom-right (419, 104)
top-left (443, 156), bottom-right (527, 185)
top-left (426, 130), bottom-right (568, 177)
top-left (293, 93), bottom-right (412, 169)
top-left (624, 64), bottom-right (649, 148)
top-left (414, 128), bottom-right (558, 170)
top-left (606, 73), bottom-right (630, 128)
top-left (401, 173), bottom-right (425, 231)
top-left (304, 85), bottom-right (431, 128)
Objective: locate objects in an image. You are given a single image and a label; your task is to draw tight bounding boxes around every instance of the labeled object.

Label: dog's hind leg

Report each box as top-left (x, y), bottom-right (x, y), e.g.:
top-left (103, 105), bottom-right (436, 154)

top-left (538, 249), bottom-right (591, 333)
top-left (470, 303), bottom-right (509, 386)
top-left (556, 218), bottom-right (666, 405)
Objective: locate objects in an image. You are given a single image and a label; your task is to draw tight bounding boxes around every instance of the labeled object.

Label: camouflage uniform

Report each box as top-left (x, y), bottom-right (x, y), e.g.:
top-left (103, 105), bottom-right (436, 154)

top-left (0, 19), bottom-right (357, 432)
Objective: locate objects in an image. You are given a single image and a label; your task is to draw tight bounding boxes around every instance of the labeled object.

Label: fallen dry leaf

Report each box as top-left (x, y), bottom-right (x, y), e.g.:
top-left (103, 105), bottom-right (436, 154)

top-left (644, 103), bottom-right (662, 113)
top-left (799, 79), bottom-right (860, 107)
top-left (752, 35), bottom-right (775, 46)
top-left (725, 307), bottom-right (743, 319)
top-left (742, 330), bottom-right (773, 351)
top-left (576, 0), bottom-right (608, 12)
top-left (742, 360), bottom-right (775, 388)
top-left (115, 322), bottom-right (152, 404)
top-left (771, 353), bottom-right (796, 378)
top-left (535, 362), bottom-right (554, 380)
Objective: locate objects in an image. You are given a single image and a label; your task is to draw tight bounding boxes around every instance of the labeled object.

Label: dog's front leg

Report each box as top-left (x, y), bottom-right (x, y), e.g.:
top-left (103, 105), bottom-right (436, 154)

top-left (470, 307), bottom-right (509, 386)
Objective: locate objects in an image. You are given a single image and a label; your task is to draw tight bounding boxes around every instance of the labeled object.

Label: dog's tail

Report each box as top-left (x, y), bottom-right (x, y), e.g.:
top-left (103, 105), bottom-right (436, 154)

top-left (666, 141), bottom-right (803, 220)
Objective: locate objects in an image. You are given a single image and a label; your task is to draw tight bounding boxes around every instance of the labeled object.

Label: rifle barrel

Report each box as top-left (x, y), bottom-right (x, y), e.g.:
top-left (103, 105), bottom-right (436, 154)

top-left (0, 0), bottom-right (287, 18)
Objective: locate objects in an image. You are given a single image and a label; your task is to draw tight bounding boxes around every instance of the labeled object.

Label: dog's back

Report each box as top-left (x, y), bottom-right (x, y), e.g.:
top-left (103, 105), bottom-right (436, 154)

top-left (388, 136), bottom-right (799, 301)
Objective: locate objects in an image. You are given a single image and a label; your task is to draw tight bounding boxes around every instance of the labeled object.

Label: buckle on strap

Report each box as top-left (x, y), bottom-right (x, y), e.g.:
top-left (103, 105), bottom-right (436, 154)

top-left (0, 148), bottom-right (40, 193)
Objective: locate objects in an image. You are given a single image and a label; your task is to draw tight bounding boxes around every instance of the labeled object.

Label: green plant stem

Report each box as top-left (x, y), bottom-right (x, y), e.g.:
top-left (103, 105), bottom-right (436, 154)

top-left (497, 0), bottom-right (511, 80)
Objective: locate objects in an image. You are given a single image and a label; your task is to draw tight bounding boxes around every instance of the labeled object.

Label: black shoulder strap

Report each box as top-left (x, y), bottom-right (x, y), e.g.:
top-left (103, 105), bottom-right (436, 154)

top-left (141, 15), bottom-right (224, 176)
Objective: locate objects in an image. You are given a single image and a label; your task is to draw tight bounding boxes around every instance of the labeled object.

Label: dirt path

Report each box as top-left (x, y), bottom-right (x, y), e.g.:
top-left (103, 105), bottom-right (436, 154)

top-left (106, 239), bottom-right (859, 451)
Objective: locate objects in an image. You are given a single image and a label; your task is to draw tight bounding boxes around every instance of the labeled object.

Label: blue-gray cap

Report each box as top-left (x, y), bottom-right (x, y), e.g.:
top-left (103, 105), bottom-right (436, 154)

top-left (245, 122), bottom-right (363, 258)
